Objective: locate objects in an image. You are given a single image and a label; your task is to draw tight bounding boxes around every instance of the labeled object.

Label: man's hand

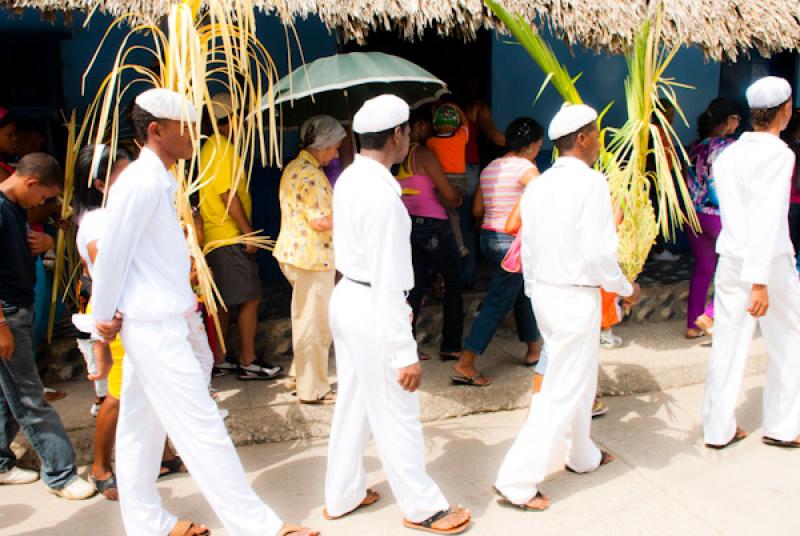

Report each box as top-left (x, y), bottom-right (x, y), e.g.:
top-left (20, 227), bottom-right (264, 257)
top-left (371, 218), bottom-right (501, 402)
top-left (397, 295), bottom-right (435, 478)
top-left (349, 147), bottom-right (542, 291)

top-left (0, 324), bottom-right (14, 360)
top-left (748, 284), bottom-right (769, 317)
top-left (397, 362), bottom-right (422, 393)
top-left (88, 341), bottom-right (113, 381)
top-left (28, 230), bottom-right (54, 256)
top-left (244, 243), bottom-right (258, 255)
top-left (96, 312), bottom-right (123, 342)
top-left (623, 282), bottom-right (642, 307)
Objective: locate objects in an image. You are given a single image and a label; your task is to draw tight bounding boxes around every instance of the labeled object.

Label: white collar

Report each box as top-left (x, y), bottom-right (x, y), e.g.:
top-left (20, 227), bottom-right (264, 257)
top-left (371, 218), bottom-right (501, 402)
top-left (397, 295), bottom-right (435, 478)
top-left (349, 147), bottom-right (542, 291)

top-left (738, 131), bottom-right (788, 149)
top-left (138, 147), bottom-right (177, 190)
top-left (552, 156), bottom-right (592, 171)
top-left (354, 154), bottom-right (402, 197)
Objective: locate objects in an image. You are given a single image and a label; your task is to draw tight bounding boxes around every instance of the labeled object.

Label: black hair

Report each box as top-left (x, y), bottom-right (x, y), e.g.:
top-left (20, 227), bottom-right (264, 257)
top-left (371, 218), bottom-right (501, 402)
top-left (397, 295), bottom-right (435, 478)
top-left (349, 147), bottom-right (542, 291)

top-left (16, 152), bottom-right (63, 188)
top-left (0, 109), bottom-right (16, 129)
top-left (74, 144), bottom-right (133, 212)
top-left (697, 98), bottom-right (740, 139)
top-left (358, 122), bottom-right (409, 151)
top-left (552, 122), bottom-right (598, 153)
top-left (131, 103), bottom-right (163, 142)
top-left (505, 117), bottom-right (544, 153)
top-left (409, 107), bottom-right (432, 126)
top-left (751, 99), bottom-right (791, 130)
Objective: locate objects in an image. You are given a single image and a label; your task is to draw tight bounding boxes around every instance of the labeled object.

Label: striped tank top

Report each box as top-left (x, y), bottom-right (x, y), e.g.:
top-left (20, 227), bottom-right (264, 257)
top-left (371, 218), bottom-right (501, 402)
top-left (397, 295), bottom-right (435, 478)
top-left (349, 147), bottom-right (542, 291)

top-left (480, 156), bottom-right (535, 232)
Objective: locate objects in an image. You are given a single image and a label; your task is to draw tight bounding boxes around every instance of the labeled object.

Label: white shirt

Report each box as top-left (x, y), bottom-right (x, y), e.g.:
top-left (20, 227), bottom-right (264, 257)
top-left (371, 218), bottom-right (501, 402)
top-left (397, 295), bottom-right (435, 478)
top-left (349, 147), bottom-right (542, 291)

top-left (91, 147), bottom-right (197, 322)
top-left (333, 154), bottom-right (417, 368)
top-left (76, 208), bottom-right (107, 276)
top-left (520, 156), bottom-right (632, 297)
top-left (713, 132), bottom-right (796, 284)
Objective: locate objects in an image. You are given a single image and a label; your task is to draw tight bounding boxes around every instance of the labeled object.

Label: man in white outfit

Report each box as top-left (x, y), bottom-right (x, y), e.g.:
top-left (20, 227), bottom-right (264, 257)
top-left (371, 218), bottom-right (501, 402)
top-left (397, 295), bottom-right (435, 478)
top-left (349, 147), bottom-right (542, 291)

top-left (91, 88), bottom-right (318, 536)
top-left (324, 94), bottom-right (470, 534)
top-left (703, 76), bottom-right (800, 450)
top-left (494, 104), bottom-right (640, 510)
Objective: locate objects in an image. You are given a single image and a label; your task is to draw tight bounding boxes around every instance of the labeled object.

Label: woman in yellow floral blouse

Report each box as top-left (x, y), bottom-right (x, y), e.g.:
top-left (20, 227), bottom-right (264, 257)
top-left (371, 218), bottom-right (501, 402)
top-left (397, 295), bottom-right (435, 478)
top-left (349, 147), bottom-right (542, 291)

top-left (274, 115), bottom-right (346, 404)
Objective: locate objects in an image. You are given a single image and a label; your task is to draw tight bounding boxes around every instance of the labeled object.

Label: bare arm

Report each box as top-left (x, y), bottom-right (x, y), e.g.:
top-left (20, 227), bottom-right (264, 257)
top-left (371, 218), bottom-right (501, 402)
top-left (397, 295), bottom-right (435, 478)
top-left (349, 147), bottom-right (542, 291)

top-left (519, 166), bottom-right (540, 186)
top-left (477, 101), bottom-right (506, 147)
top-left (472, 185), bottom-right (484, 220)
top-left (416, 146), bottom-right (462, 208)
top-left (504, 200), bottom-right (521, 235)
top-left (220, 191), bottom-right (253, 235)
top-left (308, 215), bottom-right (332, 232)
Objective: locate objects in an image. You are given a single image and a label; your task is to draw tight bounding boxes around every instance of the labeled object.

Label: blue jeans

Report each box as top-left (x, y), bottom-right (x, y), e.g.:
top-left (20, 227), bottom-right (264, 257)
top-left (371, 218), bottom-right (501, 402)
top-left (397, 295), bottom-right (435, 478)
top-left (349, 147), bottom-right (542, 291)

top-left (464, 230), bottom-right (539, 355)
top-left (407, 217), bottom-right (465, 353)
top-left (459, 164), bottom-right (481, 287)
top-left (0, 308), bottom-right (77, 489)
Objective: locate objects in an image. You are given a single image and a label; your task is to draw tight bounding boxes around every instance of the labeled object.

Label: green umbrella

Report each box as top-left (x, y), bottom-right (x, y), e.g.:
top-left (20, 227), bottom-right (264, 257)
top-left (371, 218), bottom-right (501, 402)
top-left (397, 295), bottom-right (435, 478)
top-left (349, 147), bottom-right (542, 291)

top-left (265, 51), bottom-right (448, 127)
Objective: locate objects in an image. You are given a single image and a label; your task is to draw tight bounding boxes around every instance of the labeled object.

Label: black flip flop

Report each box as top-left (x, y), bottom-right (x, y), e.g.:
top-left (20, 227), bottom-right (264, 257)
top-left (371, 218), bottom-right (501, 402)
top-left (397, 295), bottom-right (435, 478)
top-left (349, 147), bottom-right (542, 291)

top-left (159, 457), bottom-right (185, 478)
top-left (450, 374), bottom-right (492, 387)
top-left (402, 507), bottom-right (470, 534)
top-left (493, 486), bottom-right (549, 512)
top-left (762, 436), bottom-right (800, 449)
top-left (705, 428), bottom-right (748, 450)
top-left (90, 473), bottom-right (118, 500)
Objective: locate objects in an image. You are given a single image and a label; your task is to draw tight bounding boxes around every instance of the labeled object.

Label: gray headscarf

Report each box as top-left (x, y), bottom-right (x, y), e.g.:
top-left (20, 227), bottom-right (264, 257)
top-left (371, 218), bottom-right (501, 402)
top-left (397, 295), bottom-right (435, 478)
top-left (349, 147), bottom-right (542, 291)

top-left (299, 115), bottom-right (346, 150)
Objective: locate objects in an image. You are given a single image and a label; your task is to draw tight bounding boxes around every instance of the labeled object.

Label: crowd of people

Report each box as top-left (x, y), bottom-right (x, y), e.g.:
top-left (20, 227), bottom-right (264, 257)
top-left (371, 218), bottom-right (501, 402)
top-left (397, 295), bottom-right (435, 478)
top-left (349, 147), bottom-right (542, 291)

top-left (0, 72), bottom-right (799, 536)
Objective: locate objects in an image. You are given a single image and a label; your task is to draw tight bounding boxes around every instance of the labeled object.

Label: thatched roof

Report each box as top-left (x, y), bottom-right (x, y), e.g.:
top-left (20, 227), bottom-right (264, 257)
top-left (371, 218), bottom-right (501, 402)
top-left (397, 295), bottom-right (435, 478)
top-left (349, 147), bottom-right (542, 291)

top-left (6, 0), bottom-right (800, 60)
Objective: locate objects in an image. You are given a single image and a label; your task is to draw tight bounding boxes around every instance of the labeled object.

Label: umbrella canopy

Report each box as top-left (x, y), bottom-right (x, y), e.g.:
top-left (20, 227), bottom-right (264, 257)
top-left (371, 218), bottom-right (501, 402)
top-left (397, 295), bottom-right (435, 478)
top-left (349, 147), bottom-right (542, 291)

top-left (265, 51), bottom-right (447, 126)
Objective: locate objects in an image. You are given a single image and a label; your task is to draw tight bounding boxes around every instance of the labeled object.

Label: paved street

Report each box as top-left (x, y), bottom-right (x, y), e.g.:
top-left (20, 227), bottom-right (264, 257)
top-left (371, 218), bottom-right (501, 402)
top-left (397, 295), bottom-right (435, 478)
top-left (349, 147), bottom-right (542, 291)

top-left (1, 374), bottom-right (797, 535)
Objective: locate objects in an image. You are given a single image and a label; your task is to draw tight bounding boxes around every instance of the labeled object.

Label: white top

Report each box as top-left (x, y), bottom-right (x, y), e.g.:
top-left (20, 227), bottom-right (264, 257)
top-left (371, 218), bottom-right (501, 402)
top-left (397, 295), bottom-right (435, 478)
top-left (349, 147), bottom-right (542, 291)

top-left (519, 156), bottom-right (632, 297)
top-left (75, 208), bottom-right (107, 276)
top-left (332, 154), bottom-right (417, 368)
top-left (91, 147), bottom-right (197, 322)
top-left (713, 132), bottom-right (796, 284)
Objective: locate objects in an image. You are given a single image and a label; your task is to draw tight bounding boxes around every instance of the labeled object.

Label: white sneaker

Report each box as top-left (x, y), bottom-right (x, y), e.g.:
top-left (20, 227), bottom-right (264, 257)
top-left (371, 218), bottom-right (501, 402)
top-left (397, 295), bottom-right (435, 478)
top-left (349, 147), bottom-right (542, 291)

top-left (600, 329), bottom-right (623, 349)
top-left (651, 249), bottom-right (680, 262)
top-left (0, 466), bottom-right (39, 485)
top-left (51, 476), bottom-right (96, 500)
top-left (90, 402), bottom-right (102, 417)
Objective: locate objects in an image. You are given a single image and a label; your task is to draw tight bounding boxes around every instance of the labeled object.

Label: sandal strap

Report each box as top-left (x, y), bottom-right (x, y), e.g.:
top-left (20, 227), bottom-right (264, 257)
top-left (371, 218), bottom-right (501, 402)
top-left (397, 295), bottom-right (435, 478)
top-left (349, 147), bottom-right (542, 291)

top-left (419, 508), bottom-right (453, 528)
top-left (93, 473), bottom-right (117, 493)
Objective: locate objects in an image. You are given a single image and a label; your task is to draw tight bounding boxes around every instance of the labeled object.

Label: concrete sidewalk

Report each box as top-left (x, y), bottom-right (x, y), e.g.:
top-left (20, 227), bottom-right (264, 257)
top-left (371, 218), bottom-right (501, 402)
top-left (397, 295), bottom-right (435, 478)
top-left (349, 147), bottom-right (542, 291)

top-left (2, 375), bottom-right (796, 535)
top-left (15, 319), bottom-right (768, 465)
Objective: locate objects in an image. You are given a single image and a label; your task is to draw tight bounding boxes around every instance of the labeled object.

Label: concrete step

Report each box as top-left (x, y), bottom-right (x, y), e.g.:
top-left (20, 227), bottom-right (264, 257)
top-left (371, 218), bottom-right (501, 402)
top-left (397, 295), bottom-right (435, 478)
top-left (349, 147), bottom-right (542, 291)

top-left (13, 319), bottom-right (766, 466)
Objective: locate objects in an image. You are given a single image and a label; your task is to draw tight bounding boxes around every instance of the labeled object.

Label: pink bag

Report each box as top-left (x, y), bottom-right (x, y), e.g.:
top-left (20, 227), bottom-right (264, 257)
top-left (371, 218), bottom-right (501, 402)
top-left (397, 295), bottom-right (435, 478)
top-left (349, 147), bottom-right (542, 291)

top-left (501, 232), bottom-right (523, 273)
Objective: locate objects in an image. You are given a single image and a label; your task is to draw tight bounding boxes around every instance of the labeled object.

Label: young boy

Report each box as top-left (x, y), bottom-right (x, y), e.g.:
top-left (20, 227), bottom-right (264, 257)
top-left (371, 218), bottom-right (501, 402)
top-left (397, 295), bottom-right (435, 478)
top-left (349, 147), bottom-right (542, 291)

top-left (0, 153), bottom-right (95, 499)
top-left (703, 76), bottom-right (800, 449)
top-left (427, 103), bottom-right (470, 256)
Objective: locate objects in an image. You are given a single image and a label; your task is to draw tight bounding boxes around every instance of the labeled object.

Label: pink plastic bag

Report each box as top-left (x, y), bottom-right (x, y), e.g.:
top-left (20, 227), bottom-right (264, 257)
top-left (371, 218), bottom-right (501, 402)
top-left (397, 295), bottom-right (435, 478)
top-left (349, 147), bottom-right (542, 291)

top-left (501, 232), bottom-right (522, 273)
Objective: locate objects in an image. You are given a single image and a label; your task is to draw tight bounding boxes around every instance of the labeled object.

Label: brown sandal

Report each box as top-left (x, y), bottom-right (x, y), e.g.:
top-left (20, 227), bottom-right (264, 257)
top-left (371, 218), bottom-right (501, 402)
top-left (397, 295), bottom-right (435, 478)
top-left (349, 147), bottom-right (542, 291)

top-left (169, 520), bottom-right (209, 536)
top-left (706, 427), bottom-right (748, 450)
top-left (565, 450), bottom-right (615, 473)
top-left (493, 486), bottom-right (550, 512)
top-left (762, 435), bottom-right (800, 449)
top-left (323, 488), bottom-right (380, 520)
top-left (299, 391), bottom-right (337, 405)
top-left (402, 506), bottom-right (471, 534)
top-left (277, 524), bottom-right (320, 536)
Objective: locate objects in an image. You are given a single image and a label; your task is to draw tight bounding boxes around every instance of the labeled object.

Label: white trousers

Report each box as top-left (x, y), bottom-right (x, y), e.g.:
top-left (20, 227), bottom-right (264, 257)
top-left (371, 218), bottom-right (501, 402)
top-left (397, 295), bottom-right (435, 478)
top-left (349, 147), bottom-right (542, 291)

top-left (117, 312), bottom-right (283, 536)
top-left (495, 283), bottom-right (602, 504)
top-left (325, 279), bottom-right (449, 523)
top-left (703, 255), bottom-right (800, 445)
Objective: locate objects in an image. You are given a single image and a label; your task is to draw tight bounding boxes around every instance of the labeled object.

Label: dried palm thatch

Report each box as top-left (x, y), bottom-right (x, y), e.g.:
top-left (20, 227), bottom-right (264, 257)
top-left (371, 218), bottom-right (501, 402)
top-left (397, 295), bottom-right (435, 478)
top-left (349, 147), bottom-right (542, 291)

top-left (486, 0), bottom-right (697, 281)
top-left (4, 0), bottom-right (799, 60)
top-left (78, 0), bottom-right (282, 350)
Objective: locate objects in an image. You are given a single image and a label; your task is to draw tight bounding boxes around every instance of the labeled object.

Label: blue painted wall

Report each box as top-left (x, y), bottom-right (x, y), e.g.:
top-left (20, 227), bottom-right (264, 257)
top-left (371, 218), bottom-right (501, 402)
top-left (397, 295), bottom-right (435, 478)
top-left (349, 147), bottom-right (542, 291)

top-left (490, 30), bottom-right (721, 151)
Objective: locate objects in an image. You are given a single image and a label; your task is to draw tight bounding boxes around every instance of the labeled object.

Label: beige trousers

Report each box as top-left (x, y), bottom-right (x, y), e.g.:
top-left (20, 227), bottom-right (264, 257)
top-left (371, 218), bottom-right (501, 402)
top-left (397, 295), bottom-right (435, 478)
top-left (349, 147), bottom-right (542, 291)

top-left (280, 263), bottom-right (334, 401)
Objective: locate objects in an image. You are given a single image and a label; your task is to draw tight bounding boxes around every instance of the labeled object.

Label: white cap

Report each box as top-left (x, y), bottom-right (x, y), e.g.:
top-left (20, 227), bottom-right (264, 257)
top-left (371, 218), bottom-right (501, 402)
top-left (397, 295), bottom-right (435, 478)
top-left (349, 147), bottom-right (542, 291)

top-left (135, 88), bottom-right (198, 122)
top-left (352, 94), bottom-right (410, 134)
top-left (211, 93), bottom-right (233, 120)
top-left (746, 76), bottom-right (792, 110)
top-left (548, 103), bottom-right (598, 141)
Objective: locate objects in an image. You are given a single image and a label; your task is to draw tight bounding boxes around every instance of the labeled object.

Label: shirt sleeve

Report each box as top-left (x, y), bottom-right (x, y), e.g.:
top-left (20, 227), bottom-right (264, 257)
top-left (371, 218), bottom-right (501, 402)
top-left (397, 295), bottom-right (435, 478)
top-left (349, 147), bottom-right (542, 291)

top-left (364, 197), bottom-right (418, 369)
top-left (740, 150), bottom-right (796, 285)
top-left (580, 177), bottom-right (634, 297)
top-left (302, 171), bottom-right (333, 222)
top-left (90, 184), bottom-right (160, 322)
